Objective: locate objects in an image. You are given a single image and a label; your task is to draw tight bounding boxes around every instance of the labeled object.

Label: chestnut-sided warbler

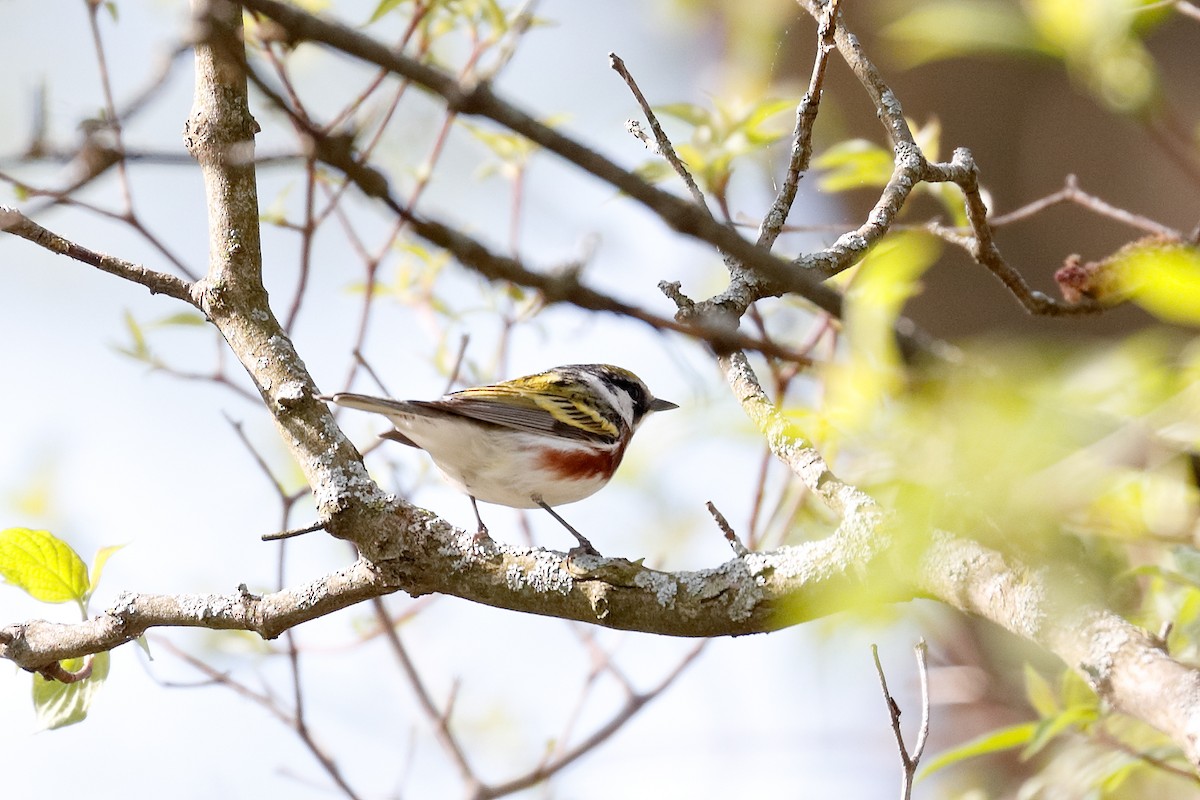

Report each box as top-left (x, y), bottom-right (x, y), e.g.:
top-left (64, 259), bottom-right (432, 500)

top-left (322, 363), bottom-right (677, 556)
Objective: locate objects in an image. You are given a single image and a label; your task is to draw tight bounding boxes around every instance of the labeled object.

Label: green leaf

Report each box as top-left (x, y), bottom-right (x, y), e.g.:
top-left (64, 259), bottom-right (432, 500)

top-left (1023, 704), bottom-right (1096, 758)
top-left (134, 635), bottom-right (153, 661)
top-left (1116, 241), bottom-right (1200, 326)
top-left (368, 0), bottom-right (406, 23)
top-left (732, 98), bottom-right (795, 146)
top-left (919, 721), bottom-right (1040, 779)
top-left (821, 231), bottom-right (941, 437)
top-left (1060, 669), bottom-right (1099, 713)
top-left (151, 311), bottom-right (207, 328)
top-left (0, 528), bottom-right (89, 605)
top-left (88, 544), bottom-right (125, 598)
top-left (813, 139), bottom-right (894, 191)
top-left (634, 160), bottom-right (677, 185)
top-left (32, 652), bottom-right (111, 730)
top-left (117, 309), bottom-right (152, 362)
top-left (1174, 547), bottom-right (1200, 586)
top-left (884, 1), bottom-right (1046, 66)
top-left (1024, 663), bottom-right (1058, 717)
top-left (654, 102), bottom-right (712, 127)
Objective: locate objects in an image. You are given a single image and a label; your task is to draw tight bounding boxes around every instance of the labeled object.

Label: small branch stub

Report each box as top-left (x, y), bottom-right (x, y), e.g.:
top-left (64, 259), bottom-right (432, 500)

top-left (706, 501), bottom-right (749, 557)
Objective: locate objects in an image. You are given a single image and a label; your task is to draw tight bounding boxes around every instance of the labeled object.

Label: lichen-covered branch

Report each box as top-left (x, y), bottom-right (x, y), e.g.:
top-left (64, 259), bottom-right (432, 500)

top-left (183, 0), bottom-right (395, 537)
top-left (919, 533), bottom-right (1200, 766)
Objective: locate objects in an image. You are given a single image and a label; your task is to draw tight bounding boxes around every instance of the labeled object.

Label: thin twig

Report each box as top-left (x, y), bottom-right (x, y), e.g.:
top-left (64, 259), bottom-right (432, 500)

top-left (480, 641), bottom-right (708, 799)
top-left (263, 521), bottom-right (327, 542)
top-left (609, 52), bottom-right (708, 209)
top-left (923, 150), bottom-right (1101, 316)
top-left (757, 0), bottom-right (839, 252)
top-left (0, 206), bottom-right (196, 303)
top-left (371, 598), bottom-right (481, 791)
top-left (872, 640), bottom-right (931, 800)
top-left (233, 0), bottom-right (848, 319)
top-left (706, 500), bottom-right (750, 557)
top-left (989, 174), bottom-right (1181, 237)
top-left (153, 637), bottom-right (365, 799)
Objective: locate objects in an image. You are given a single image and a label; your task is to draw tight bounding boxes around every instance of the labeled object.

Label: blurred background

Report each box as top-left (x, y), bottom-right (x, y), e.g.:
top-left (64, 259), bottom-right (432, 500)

top-left (1, 1), bottom-right (1196, 797)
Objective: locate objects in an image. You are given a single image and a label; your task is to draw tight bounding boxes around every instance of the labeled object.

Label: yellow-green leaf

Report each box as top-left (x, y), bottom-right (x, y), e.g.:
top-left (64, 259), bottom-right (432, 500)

top-left (367, 0), bottom-right (406, 24)
top-left (0, 528), bottom-right (89, 605)
top-left (813, 139), bottom-right (893, 191)
top-left (655, 102), bottom-right (711, 127)
top-left (884, 1), bottom-right (1046, 66)
top-left (1024, 663), bottom-right (1058, 718)
top-left (151, 311), bottom-right (207, 328)
top-left (32, 652), bottom-right (111, 730)
top-left (89, 544), bottom-right (125, 597)
top-left (117, 310), bottom-right (152, 362)
top-left (1117, 242), bottom-right (1200, 325)
top-left (918, 721), bottom-right (1039, 780)
top-left (1023, 704), bottom-right (1097, 758)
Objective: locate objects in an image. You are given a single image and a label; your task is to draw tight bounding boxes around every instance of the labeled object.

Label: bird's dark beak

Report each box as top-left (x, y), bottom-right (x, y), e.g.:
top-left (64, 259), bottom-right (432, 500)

top-left (650, 398), bottom-right (679, 412)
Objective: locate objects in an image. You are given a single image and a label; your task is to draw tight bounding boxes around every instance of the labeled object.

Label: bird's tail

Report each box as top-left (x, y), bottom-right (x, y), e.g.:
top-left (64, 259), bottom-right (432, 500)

top-left (319, 392), bottom-right (420, 416)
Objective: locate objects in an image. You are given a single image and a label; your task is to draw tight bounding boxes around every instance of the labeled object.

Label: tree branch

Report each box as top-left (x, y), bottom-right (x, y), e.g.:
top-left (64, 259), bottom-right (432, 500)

top-left (0, 206), bottom-right (196, 302)
top-left (233, 0), bottom-right (847, 319)
top-left (183, 0), bottom-right (398, 541)
top-left (919, 532), bottom-right (1200, 767)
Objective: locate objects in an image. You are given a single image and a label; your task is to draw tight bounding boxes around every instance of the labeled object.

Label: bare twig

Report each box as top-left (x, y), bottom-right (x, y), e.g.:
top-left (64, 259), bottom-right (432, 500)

top-left (1175, 1), bottom-right (1200, 21)
top-left (262, 521), bottom-right (327, 542)
top-left (481, 641), bottom-right (708, 799)
top-left (0, 206), bottom-right (196, 303)
top-left (989, 174), bottom-right (1181, 237)
top-left (923, 150), bottom-right (1101, 316)
top-left (233, 0), bottom-right (847, 319)
top-left (757, 0), bottom-right (840, 252)
top-left (610, 52), bottom-right (708, 209)
top-left (372, 598), bottom-right (481, 791)
top-left (154, 638), bottom-right (364, 799)
top-left (872, 639), bottom-right (931, 800)
top-left (706, 500), bottom-right (750, 557)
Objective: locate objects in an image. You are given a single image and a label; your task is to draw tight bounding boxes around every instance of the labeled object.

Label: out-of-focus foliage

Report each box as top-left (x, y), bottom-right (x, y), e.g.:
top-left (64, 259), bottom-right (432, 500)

top-left (921, 663), bottom-right (1196, 794)
top-left (636, 97), bottom-right (796, 198)
top-left (883, 0), bottom-right (1169, 115)
top-left (1058, 239), bottom-right (1200, 325)
top-left (777, 230), bottom-right (1200, 792)
top-left (32, 652), bottom-right (111, 731)
top-left (813, 116), bottom-right (970, 225)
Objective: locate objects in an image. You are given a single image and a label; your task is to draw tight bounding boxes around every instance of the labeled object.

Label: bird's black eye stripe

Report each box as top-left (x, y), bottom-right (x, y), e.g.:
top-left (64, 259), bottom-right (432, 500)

top-left (602, 373), bottom-right (651, 415)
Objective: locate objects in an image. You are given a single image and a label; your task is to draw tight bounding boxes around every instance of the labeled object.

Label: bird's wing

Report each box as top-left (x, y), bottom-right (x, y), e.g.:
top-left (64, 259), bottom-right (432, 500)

top-left (322, 389), bottom-right (617, 442)
top-left (441, 385), bottom-right (620, 442)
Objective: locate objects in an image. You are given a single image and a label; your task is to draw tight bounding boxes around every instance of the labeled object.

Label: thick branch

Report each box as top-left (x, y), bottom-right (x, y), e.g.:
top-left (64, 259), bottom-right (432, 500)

top-left (8, 517), bottom-right (1200, 771)
top-left (0, 511), bottom-right (898, 662)
top-left (920, 532), bottom-right (1200, 766)
top-left (1, 559), bottom-right (386, 664)
top-left (184, 0), bottom-right (396, 537)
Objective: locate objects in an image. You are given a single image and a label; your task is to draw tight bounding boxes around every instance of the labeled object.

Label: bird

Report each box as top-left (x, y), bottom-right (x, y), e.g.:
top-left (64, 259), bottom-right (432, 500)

top-left (321, 363), bottom-right (677, 556)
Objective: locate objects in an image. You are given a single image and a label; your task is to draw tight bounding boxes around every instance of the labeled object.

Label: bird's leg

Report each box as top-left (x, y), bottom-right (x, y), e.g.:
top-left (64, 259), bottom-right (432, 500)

top-left (534, 499), bottom-right (601, 558)
top-left (469, 496), bottom-right (493, 544)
